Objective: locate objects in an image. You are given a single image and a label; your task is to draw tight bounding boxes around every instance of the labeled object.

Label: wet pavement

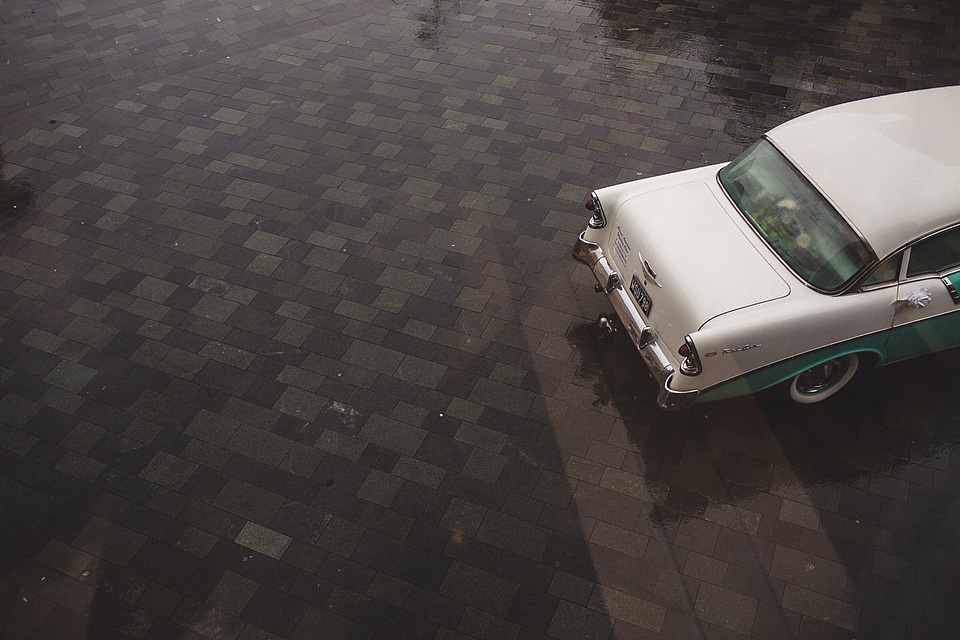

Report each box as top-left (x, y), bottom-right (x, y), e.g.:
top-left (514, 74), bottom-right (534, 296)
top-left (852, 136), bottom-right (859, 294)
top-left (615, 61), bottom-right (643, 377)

top-left (1, 0), bottom-right (959, 638)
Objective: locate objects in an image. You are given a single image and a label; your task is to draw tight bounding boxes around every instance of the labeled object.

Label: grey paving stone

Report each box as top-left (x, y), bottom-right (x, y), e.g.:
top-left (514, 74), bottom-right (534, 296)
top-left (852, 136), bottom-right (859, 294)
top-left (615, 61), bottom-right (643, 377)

top-left (139, 451), bottom-right (198, 491)
top-left (71, 516), bottom-right (146, 567)
top-left (235, 521), bottom-right (294, 560)
top-left (548, 599), bottom-right (614, 640)
top-left (3, 0), bottom-right (960, 638)
top-left (694, 582), bottom-right (758, 635)
top-left (213, 479), bottom-right (286, 525)
top-left (475, 511), bottom-right (550, 561)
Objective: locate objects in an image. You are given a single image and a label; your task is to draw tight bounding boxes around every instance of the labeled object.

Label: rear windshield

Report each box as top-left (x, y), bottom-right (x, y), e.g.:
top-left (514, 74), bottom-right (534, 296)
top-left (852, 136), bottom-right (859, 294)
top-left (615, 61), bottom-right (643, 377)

top-left (718, 139), bottom-right (873, 292)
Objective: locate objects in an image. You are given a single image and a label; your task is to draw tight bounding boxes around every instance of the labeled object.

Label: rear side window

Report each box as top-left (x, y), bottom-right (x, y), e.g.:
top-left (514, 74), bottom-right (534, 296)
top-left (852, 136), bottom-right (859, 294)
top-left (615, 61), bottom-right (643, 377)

top-left (907, 226), bottom-right (960, 277)
top-left (863, 253), bottom-right (902, 287)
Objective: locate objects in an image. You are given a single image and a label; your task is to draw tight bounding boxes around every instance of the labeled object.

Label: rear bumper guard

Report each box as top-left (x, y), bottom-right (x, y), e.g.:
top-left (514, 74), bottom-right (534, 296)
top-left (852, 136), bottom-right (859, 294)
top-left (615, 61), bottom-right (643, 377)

top-left (573, 232), bottom-right (699, 410)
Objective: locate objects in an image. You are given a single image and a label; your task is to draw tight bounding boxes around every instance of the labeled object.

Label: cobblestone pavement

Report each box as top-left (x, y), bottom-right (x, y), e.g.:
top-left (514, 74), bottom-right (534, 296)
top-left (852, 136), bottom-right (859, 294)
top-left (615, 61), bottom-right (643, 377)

top-left (2, 0), bottom-right (960, 638)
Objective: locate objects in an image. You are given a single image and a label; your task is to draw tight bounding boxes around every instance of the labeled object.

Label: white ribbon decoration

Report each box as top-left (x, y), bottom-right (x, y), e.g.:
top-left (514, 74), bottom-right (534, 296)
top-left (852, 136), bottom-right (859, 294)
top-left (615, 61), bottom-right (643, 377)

top-left (892, 288), bottom-right (932, 319)
top-left (900, 288), bottom-right (932, 309)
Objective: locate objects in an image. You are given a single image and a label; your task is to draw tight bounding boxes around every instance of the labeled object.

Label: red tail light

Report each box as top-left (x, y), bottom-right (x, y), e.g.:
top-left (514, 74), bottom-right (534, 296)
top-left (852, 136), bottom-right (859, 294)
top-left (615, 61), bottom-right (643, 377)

top-left (678, 336), bottom-right (702, 376)
top-left (585, 192), bottom-right (606, 229)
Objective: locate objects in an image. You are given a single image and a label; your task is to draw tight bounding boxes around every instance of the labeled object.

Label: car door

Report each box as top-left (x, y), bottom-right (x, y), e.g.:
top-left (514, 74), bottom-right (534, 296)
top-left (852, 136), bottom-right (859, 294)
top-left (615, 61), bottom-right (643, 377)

top-left (885, 225), bottom-right (960, 362)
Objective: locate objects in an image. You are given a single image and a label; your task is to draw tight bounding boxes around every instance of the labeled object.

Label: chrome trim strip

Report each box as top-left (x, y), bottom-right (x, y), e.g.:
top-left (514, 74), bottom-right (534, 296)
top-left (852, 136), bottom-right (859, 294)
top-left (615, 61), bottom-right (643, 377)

top-left (573, 232), bottom-right (699, 410)
top-left (942, 276), bottom-right (960, 304)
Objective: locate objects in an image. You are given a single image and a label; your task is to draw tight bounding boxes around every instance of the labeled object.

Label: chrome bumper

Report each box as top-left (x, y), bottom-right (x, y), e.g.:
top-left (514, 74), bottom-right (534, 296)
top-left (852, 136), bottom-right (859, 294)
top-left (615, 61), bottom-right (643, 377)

top-left (572, 232), bottom-right (698, 410)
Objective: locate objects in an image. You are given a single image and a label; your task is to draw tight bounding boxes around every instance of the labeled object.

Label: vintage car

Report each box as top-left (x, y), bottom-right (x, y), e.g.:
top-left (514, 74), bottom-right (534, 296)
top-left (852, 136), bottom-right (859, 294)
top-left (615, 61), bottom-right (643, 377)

top-left (573, 85), bottom-right (960, 409)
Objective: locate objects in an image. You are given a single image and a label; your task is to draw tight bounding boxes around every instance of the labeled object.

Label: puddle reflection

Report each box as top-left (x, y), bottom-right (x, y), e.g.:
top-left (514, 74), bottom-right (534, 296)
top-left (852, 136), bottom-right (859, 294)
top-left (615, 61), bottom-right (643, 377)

top-left (580, 0), bottom-right (884, 143)
top-left (416, 0), bottom-right (466, 49)
top-left (0, 149), bottom-right (36, 225)
top-left (416, 0), bottom-right (447, 49)
top-left (567, 316), bottom-right (960, 530)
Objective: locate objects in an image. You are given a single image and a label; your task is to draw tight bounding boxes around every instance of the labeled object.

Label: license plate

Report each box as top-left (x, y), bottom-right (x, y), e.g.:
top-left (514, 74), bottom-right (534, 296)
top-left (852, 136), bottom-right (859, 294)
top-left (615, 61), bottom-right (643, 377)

top-left (630, 274), bottom-right (652, 316)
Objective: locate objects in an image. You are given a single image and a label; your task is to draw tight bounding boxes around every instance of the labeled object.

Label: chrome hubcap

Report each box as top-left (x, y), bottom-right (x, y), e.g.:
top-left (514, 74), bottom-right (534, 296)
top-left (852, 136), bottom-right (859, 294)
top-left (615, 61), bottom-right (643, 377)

top-left (796, 358), bottom-right (848, 395)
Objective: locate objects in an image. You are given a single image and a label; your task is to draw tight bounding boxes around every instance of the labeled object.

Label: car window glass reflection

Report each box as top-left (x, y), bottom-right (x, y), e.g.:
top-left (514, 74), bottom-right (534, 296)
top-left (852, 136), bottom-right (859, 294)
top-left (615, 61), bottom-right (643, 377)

top-left (863, 252), bottom-right (902, 287)
top-left (907, 226), bottom-right (960, 277)
top-left (719, 139), bottom-right (873, 292)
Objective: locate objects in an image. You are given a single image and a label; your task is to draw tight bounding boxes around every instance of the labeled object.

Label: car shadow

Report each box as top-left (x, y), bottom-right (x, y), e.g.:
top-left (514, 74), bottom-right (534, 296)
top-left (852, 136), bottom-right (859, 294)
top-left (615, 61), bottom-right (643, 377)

top-left (567, 315), bottom-right (960, 638)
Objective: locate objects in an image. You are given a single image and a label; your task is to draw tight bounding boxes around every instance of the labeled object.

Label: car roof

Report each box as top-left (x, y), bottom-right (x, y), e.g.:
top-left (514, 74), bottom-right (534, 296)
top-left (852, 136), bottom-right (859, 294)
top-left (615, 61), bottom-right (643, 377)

top-left (764, 85), bottom-right (960, 259)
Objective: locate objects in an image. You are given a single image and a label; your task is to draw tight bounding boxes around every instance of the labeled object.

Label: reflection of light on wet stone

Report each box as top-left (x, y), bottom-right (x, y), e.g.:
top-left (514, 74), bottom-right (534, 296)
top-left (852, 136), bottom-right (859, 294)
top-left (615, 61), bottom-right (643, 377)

top-left (235, 521), bottom-right (292, 560)
top-left (327, 401), bottom-right (362, 434)
top-left (189, 274), bottom-right (231, 296)
top-left (0, 153), bottom-right (36, 222)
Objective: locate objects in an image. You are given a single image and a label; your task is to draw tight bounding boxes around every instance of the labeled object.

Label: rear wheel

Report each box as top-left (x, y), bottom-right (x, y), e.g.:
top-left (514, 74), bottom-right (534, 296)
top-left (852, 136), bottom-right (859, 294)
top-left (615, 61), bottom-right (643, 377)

top-left (789, 354), bottom-right (859, 404)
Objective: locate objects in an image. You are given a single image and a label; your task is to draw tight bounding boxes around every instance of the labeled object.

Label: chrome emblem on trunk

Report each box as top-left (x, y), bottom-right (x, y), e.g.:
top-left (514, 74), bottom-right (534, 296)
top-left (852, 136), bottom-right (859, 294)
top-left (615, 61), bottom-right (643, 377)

top-left (639, 255), bottom-right (661, 287)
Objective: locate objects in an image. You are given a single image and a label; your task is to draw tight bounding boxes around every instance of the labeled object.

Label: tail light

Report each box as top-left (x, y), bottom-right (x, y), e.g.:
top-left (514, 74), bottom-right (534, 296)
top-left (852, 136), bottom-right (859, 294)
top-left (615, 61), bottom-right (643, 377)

top-left (678, 336), bottom-right (702, 376)
top-left (585, 191), bottom-right (606, 229)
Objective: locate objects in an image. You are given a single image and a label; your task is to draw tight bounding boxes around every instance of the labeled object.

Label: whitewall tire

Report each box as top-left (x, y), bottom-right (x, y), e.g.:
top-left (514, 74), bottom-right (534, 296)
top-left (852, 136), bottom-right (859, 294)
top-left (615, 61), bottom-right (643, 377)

top-left (789, 354), bottom-right (859, 404)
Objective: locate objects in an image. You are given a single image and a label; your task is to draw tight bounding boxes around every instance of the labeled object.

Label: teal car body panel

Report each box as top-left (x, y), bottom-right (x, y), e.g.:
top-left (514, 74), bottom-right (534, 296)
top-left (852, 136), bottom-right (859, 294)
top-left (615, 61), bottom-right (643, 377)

top-left (697, 301), bottom-right (960, 404)
top-left (695, 334), bottom-right (888, 403)
top-left (886, 308), bottom-right (960, 364)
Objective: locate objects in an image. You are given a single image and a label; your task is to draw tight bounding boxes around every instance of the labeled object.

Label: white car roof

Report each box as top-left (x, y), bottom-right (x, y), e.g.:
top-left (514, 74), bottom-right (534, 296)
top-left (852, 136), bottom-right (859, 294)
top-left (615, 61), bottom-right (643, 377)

top-left (765, 85), bottom-right (960, 259)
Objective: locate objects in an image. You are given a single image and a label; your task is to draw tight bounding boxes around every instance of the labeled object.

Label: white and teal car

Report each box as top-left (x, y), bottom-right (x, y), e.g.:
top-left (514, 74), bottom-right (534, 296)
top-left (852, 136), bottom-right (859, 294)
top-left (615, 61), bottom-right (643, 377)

top-left (573, 86), bottom-right (960, 410)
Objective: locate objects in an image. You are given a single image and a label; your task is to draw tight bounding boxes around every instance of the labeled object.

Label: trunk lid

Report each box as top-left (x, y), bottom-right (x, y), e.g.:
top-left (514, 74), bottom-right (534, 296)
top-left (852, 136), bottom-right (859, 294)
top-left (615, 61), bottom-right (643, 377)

top-left (599, 176), bottom-right (790, 353)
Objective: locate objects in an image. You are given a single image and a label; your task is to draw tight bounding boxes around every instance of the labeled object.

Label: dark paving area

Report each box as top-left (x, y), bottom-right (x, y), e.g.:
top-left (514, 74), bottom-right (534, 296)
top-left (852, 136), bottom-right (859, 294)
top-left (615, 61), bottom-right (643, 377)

top-left (2, 0), bottom-right (960, 638)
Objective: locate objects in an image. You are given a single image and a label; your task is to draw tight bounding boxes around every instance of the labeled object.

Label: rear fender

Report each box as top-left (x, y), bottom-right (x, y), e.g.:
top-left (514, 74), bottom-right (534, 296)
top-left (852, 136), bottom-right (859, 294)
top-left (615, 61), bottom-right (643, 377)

top-left (695, 337), bottom-right (887, 403)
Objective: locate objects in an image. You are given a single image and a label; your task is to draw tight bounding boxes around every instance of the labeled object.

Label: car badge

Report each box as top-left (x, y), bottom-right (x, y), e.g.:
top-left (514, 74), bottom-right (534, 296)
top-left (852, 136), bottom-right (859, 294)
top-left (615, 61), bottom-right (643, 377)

top-left (639, 253), bottom-right (662, 288)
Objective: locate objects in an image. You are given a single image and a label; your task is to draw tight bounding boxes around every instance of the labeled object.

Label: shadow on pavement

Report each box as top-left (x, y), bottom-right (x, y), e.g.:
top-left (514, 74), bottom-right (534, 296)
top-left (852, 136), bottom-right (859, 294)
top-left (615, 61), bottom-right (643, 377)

top-left (568, 315), bottom-right (960, 638)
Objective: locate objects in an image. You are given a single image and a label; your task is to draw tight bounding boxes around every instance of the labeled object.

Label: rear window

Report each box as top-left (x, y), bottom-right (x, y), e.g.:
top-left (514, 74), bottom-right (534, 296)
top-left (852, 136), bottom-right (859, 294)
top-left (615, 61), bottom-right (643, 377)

top-left (718, 139), bottom-right (873, 292)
